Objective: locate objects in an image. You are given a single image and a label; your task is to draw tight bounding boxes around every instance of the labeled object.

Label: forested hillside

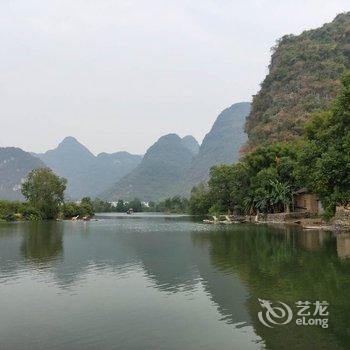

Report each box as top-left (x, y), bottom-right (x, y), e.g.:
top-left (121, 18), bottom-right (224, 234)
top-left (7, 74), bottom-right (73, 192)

top-left (103, 102), bottom-right (250, 201)
top-left (102, 134), bottom-right (194, 201)
top-left (245, 12), bottom-right (350, 150)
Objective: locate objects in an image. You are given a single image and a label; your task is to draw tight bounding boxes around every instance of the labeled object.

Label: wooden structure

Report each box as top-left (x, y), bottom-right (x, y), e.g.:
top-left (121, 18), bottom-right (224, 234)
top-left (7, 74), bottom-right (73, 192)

top-left (293, 188), bottom-right (323, 215)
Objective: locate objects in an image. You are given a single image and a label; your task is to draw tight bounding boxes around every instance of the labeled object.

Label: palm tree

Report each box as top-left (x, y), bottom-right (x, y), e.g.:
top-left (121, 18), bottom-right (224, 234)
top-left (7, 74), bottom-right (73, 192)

top-left (269, 179), bottom-right (292, 213)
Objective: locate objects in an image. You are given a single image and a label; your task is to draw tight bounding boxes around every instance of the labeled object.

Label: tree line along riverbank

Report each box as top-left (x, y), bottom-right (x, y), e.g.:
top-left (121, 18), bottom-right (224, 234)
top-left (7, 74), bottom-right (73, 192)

top-left (1, 73), bottom-right (350, 226)
top-left (186, 73), bottom-right (350, 229)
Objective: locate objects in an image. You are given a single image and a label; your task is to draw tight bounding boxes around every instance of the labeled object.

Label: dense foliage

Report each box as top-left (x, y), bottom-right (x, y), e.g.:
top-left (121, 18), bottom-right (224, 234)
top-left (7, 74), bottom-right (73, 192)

top-left (1, 170), bottom-right (95, 221)
top-left (188, 184), bottom-right (212, 215)
top-left (152, 196), bottom-right (189, 213)
top-left (61, 197), bottom-right (94, 219)
top-left (297, 72), bottom-right (350, 217)
top-left (190, 71), bottom-right (350, 218)
top-left (22, 168), bottom-right (67, 219)
top-left (92, 197), bottom-right (188, 214)
top-left (0, 200), bottom-right (42, 221)
top-left (92, 198), bottom-right (143, 213)
top-left (245, 12), bottom-right (350, 151)
top-left (189, 142), bottom-right (301, 216)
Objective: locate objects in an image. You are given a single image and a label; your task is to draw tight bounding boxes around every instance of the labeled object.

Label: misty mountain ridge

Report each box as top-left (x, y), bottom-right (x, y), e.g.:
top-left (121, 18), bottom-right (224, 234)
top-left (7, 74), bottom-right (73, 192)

top-left (102, 102), bottom-right (250, 201)
top-left (102, 133), bottom-right (195, 201)
top-left (182, 135), bottom-right (200, 155)
top-left (0, 147), bottom-right (46, 200)
top-left (1, 101), bottom-right (248, 202)
top-left (35, 137), bottom-right (142, 199)
top-left (183, 102), bottom-right (250, 192)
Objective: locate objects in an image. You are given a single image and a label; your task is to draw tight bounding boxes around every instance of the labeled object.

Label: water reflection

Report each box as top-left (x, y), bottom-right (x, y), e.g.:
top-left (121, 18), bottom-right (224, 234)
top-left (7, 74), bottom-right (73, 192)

top-left (192, 224), bottom-right (350, 350)
top-left (0, 217), bottom-right (349, 350)
top-left (20, 222), bottom-right (64, 265)
top-left (296, 229), bottom-right (329, 251)
top-left (337, 233), bottom-right (350, 259)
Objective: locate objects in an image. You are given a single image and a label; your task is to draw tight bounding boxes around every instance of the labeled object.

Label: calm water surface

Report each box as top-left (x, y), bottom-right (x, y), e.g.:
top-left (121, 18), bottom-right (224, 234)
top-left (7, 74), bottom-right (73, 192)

top-left (0, 213), bottom-right (349, 350)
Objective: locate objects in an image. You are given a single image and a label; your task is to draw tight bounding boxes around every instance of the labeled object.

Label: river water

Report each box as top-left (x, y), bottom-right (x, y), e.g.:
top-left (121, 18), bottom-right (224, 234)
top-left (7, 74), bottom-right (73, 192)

top-left (0, 213), bottom-right (349, 349)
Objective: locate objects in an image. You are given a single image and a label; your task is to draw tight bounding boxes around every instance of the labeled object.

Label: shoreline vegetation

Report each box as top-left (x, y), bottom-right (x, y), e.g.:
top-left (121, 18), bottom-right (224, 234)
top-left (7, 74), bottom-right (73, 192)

top-left (188, 72), bottom-right (350, 231)
top-left (0, 168), bottom-right (94, 223)
top-left (1, 74), bottom-right (350, 231)
top-left (0, 196), bottom-right (189, 223)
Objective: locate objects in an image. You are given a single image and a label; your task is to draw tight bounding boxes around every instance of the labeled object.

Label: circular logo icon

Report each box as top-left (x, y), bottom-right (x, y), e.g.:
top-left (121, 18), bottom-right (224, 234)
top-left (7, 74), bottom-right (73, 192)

top-left (258, 298), bottom-right (293, 328)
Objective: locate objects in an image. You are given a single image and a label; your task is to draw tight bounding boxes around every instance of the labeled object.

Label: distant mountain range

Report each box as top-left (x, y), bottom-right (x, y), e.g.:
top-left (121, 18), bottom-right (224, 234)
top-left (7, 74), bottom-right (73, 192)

top-left (101, 134), bottom-right (195, 201)
top-left (102, 102), bottom-right (250, 201)
top-left (0, 101), bottom-right (250, 201)
top-left (0, 147), bottom-right (45, 200)
top-left (34, 137), bottom-right (142, 199)
top-left (2, 13), bottom-right (349, 202)
top-left (183, 102), bottom-right (250, 192)
top-left (181, 135), bottom-right (200, 155)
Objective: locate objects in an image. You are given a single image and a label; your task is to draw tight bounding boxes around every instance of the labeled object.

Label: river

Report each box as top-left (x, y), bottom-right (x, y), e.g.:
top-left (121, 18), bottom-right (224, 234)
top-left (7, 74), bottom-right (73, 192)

top-left (0, 213), bottom-right (349, 349)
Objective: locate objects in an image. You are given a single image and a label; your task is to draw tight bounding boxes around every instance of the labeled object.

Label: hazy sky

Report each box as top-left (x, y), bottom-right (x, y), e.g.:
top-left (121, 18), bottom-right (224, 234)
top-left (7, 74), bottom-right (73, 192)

top-left (1, 0), bottom-right (349, 154)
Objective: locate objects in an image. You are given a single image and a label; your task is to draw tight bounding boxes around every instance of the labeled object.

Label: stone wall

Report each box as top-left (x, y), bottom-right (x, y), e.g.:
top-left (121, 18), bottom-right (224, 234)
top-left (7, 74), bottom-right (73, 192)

top-left (258, 212), bottom-right (312, 223)
top-left (333, 206), bottom-right (350, 229)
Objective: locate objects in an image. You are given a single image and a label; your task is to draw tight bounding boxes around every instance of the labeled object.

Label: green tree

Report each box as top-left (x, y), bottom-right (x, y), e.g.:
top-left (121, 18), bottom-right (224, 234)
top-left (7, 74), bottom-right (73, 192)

top-left (92, 198), bottom-right (113, 213)
top-left (80, 197), bottom-right (94, 216)
top-left (147, 201), bottom-right (156, 211)
top-left (61, 198), bottom-right (94, 218)
top-left (115, 199), bottom-right (126, 212)
top-left (61, 202), bottom-right (80, 218)
top-left (269, 179), bottom-right (292, 213)
top-left (208, 165), bottom-right (237, 214)
top-left (127, 198), bottom-right (142, 212)
top-left (299, 72), bottom-right (350, 216)
top-left (188, 142), bottom-right (301, 216)
top-left (21, 168), bottom-right (67, 219)
top-left (188, 183), bottom-right (211, 215)
top-left (154, 196), bottom-right (189, 213)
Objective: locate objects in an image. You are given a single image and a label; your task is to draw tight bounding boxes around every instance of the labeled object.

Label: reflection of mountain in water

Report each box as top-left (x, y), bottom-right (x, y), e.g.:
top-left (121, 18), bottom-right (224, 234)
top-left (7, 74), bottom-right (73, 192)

top-left (0, 218), bottom-right (205, 291)
top-left (1, 218), bottom-right (350, 350)
top-left (190, 231), bottom-right (251, 326)
top-left (195, 224), bottom-right (350, 350)
top-left (41, 221), bottom-right (140, 288)
top-left (0, 221), bottom-right (138, 288)
top-left (0, 218), bottom-right (251, 322)
top-left (116, 227), bottom-right (200, 293)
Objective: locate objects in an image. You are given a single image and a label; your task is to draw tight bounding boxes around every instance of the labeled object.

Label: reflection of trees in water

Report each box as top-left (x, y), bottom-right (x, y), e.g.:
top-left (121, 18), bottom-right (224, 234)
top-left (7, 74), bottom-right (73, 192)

top-left (2, 218), bottom-right (350, 349)
top-left (20, 222), bottom-right (64, 265)
top-left (192, 225), bottom-right (350, 350)
top-left (337, 233), bottom-right (350, 260)
top-left (116, 229), bottom-right (200, 293)
top-left (188, 232), bottom-right (251, 326)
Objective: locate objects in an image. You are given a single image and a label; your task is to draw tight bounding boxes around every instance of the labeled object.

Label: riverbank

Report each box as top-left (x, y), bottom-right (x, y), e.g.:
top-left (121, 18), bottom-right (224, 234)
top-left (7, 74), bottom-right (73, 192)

top-left (203, 213), bottom-right (350, 232)
top-left (1, 215), bottom-right (349, 349)
top-left (0, 199), bottom-right (94, 223)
